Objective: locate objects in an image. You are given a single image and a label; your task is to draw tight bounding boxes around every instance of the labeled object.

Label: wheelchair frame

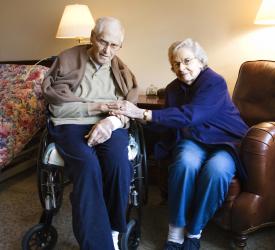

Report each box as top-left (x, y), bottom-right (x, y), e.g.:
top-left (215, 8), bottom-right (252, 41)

top-left (22, 120), bottom-right (148, 250)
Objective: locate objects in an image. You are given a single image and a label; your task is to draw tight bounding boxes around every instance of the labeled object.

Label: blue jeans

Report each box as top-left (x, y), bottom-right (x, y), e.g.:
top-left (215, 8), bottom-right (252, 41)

top-left (168, 139), bottom-right (236, 235)
top-left (49, 123), bottom-right (132, 250)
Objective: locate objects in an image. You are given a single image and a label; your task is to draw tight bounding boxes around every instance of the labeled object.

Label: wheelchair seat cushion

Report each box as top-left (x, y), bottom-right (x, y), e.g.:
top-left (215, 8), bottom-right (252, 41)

top-left (43, 133), bottom-right (139, 166)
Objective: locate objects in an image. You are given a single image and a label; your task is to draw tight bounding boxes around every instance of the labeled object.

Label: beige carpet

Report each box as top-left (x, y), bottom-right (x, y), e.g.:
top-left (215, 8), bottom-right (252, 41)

top-left (0, 168), bottom-right (275, 250)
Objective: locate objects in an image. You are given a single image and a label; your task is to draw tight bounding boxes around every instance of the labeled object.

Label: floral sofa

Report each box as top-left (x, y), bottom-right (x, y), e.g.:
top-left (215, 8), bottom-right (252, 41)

top-left (0, 63), bottom-right (49, 179)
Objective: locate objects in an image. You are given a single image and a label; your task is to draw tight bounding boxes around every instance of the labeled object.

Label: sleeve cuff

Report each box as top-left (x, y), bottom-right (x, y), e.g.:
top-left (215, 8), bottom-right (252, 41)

top-left (152, 110), bottom-right (162, 123)
top-left (106, 116), bottom-right (124, 130)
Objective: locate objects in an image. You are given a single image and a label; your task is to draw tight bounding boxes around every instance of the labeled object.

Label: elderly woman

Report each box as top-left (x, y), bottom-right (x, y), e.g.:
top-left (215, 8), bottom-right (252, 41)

top-left (108, 38), bottom-right (248, 250)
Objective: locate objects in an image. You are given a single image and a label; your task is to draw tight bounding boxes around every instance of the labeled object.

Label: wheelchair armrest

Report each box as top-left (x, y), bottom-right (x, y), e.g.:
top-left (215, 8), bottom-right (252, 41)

top-left (240, 121), bottom-right (275, 194)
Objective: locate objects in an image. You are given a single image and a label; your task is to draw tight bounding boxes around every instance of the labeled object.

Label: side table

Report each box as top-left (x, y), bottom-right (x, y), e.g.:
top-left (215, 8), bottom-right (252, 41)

top-left (137, 95), bottom-right (165, 186)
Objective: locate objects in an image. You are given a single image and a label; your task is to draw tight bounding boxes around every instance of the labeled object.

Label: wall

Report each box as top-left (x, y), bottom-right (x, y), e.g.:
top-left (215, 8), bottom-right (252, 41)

top-left (1, 0), bottom-right (274, 94)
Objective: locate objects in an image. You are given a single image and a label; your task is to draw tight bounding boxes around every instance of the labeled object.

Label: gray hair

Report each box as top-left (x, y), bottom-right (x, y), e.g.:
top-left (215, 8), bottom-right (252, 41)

top-left (92, 16), bottom-right (125, 43)
top-left (168, 38), bottom-right (208, 69)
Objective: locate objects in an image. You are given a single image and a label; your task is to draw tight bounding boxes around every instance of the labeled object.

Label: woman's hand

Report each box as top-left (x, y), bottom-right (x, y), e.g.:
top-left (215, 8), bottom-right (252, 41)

top-left (108, 100), bottom-right (144, 119)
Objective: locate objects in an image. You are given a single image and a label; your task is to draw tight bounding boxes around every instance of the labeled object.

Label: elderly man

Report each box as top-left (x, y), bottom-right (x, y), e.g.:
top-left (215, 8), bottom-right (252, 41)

top-left (42, 17), bottom-right (138, 250)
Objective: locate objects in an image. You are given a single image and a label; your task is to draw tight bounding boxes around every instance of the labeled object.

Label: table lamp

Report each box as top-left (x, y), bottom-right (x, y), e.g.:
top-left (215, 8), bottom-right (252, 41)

top-left (254, 0), bottom-right (275, 24)
top-left (56, 4), bottom-right (95, 43)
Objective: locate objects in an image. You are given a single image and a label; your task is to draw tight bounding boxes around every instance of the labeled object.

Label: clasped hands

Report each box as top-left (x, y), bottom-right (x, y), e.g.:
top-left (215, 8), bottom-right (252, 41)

top-left (85, 101), bottom-right (142, 147)
top-left (107, 100), bottom-right (144, 119)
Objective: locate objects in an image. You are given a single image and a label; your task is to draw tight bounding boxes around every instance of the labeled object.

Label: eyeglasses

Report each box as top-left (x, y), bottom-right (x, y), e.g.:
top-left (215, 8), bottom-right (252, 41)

top-left (173, 57), bottom-right (196, 68)
top-left (95, 37), bottom-right (121, 51)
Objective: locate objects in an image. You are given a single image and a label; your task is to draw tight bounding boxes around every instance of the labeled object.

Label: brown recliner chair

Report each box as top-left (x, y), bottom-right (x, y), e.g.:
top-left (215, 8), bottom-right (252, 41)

top-left (213, 60), bottom-right (275, 248)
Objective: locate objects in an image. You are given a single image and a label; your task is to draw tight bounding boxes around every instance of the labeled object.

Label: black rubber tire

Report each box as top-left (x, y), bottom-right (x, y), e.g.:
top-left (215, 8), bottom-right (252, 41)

top-left (137, 122), bottom-right (148, 205)
top-left (129, 121), bottom-right (148, 207)
top-left (120, 219), bottom-right (140, 250)
top-left (37, 129), bottom-right (50, 208)
top-left (38, 165), bottom-right (64, 213)
top-left (22, 223), bottom-right (58, 250)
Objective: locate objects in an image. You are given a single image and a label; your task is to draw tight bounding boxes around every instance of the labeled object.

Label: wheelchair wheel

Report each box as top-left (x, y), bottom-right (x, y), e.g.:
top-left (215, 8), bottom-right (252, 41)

top-left (37, 130), bottom-right (64, 212)
top-left (130, 121), bottom-right (148, 207)
top-left (38, 165), bottom-right (64, 212)
top-left (120, 219), bottom-right (140, 250)
top-left (136, 122), bottom-right (148, 205)
top-left (22, 223), bottom-right (58, 250)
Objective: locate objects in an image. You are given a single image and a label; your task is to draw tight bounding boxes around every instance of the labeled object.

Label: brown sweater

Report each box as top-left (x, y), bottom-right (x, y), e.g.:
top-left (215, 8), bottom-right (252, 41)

top-left (42, 45), bottom-right (138, 105)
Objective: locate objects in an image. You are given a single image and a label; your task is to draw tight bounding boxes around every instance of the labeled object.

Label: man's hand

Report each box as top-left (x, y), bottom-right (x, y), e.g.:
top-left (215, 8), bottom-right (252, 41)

top-left (85, 116), bottom-right (123, 146)
top-left (87, 102), bottom-right (110, 116)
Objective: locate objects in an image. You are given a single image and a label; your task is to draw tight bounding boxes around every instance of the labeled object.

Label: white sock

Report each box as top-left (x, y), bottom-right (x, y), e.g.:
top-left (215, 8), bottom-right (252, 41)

top-left (112, 230), bottom-right (119, 250)
top-left (167, 224), bottom-right (185, 244)
top-left (186, 230), bottom-right (202, 239)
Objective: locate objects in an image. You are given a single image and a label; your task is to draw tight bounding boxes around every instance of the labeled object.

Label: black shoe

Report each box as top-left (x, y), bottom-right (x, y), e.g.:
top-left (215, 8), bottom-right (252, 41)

top-left (164, 241), bottom-right (184, 250)
top-left (183, 237), bottom-right (200, 250)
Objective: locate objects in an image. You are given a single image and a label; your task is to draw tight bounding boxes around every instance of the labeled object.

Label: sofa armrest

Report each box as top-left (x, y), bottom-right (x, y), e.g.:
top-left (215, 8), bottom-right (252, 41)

top-left (240, 122), bottom-right (275, 194)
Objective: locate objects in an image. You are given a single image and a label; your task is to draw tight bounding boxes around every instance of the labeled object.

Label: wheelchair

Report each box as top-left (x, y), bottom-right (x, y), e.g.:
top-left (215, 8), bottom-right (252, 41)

top-left (22, 120), bottom-right (148, 250)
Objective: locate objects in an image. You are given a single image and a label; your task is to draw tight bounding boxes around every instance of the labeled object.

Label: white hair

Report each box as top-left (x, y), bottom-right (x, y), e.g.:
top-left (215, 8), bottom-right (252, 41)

top-left (168, 38), bottom-right (208, 69)
top-left (92, 16), bottom-right (125, 43)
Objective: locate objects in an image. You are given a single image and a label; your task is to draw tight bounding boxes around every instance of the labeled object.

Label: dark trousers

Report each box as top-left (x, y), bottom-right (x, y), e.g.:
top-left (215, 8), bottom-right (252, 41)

top-left (49, 123), bottom-right (132, 250)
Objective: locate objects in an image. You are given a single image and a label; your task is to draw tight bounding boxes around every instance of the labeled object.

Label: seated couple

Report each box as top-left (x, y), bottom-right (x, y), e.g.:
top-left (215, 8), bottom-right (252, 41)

top-left (43, 16), bottom-right (248, 250)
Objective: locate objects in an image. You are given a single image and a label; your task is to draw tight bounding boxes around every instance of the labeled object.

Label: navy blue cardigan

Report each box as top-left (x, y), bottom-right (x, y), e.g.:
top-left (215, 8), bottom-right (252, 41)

top-left (151, 68), bottom-right (248, 179)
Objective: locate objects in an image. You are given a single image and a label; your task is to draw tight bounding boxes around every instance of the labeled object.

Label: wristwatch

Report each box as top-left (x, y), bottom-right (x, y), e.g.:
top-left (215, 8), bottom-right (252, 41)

top-left (143, 109), bottom-right (149, 121)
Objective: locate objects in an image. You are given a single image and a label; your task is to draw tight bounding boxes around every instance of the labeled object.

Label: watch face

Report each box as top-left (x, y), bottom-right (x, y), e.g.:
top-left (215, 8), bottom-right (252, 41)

top-left (143, 109), bottom-right (149, 121)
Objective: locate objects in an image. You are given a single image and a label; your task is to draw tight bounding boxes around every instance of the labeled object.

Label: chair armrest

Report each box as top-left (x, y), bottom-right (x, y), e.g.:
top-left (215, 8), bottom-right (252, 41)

top-left (240, 121), bottom-right (275, 194)
top-left (230, 122), bottom-right (275, 233)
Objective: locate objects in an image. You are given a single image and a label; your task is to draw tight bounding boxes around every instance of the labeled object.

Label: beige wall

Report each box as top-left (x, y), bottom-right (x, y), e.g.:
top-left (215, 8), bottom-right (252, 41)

top-left (1, 0), bottom-right (274, 94)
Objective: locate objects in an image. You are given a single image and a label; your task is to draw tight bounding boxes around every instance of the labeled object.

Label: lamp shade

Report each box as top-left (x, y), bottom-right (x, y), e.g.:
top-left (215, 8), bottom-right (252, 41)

top-left (56, 4), bottom-right (95, 39)
top-left (254, 0), bottom-right (275, 24)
